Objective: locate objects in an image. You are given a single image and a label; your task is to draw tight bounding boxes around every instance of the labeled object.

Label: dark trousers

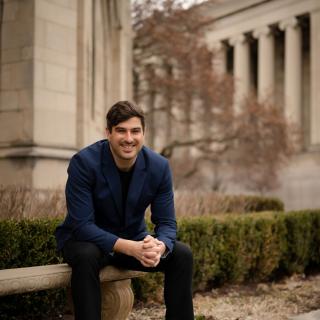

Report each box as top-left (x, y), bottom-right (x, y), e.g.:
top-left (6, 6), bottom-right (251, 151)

top-left (62, 240), bottom-right (194, 320)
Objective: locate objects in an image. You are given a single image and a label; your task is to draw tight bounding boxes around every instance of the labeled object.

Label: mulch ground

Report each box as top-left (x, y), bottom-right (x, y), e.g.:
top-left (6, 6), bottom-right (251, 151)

top-left (129, 273), bottom-right (320, 320)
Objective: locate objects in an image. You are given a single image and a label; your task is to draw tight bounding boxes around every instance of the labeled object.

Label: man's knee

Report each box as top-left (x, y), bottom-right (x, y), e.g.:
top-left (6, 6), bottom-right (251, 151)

top-left (172, 241), bottom-right (193, 266)
top-left (63, 241), bottom-right (103, 267)
top-left (78, 242), bottom-right (102, 261)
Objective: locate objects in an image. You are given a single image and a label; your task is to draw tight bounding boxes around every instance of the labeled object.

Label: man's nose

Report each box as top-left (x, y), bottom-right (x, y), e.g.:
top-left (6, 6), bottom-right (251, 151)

top-left (124, 131), bottom-right (133, 142)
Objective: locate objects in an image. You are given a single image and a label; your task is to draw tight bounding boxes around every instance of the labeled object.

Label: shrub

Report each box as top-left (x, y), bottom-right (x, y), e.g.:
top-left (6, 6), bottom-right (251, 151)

top-left (0, 218), bottom-right (64, 320)
top-left (279, 211), bottom-right (318, 274)
top-left (177, 210), bottom-right (320, 290)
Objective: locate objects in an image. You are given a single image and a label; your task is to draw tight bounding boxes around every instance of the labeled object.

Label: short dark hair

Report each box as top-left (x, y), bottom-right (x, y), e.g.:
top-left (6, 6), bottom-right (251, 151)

top-left (106, 100), bottom-right (145, 132)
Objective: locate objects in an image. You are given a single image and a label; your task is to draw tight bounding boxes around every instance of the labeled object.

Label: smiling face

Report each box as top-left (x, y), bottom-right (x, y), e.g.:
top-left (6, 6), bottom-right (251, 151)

top-left (106, 116), bottom-right (145, 171)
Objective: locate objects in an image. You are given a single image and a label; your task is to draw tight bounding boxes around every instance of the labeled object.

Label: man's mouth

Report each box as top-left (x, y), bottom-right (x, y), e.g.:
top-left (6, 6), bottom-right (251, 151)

top-left (121, 144), bottom-right (135, 151)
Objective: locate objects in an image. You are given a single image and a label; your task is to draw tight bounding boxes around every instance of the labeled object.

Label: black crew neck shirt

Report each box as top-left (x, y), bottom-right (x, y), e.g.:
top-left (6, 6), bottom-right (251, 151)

top-left (117, 167), bottom-right (134, 219)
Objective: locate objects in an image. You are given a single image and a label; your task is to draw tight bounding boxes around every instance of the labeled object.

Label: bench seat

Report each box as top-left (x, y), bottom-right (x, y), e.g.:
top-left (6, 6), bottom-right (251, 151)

top-left (0, 263), bottom-right (144, 320)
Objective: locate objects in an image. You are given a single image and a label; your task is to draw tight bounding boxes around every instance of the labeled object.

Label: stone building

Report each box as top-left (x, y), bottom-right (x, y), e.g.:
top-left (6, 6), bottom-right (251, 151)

top-left (0, 0), bottom-right (132, 189)
top-left (204, 0), bottom-right (320, 209)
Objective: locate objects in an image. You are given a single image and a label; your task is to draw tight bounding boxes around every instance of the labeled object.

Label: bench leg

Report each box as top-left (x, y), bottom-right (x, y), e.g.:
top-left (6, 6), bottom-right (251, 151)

top-left (101, 279), bottom-right (134, 320)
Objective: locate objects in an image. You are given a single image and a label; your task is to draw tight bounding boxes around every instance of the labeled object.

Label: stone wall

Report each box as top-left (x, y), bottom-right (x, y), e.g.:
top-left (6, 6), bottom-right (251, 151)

top-left (0, 0), bottom-right (132, 189)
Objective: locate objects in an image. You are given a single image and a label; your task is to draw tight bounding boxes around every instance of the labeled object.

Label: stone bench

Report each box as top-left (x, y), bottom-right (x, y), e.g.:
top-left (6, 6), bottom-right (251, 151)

top-left (0, 263), bottom-right (145, 320)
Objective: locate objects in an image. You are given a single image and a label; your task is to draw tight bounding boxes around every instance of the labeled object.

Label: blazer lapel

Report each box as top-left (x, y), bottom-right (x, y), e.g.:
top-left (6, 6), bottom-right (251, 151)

top-left (101, 142), bottom-right (123, 215)
top-left (125, 150), bottom-right (147, 224)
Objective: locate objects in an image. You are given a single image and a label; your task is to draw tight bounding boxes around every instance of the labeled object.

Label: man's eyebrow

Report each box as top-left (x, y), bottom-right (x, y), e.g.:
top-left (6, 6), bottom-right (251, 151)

top-left (115, 126), bottom-right (142, 130)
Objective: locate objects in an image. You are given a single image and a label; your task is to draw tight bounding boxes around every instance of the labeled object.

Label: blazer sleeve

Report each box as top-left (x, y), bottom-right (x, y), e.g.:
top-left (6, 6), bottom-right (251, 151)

top-left (65, 154), bottom-right (119, 253)
top-left (150, 160), bottom-right (177, 252)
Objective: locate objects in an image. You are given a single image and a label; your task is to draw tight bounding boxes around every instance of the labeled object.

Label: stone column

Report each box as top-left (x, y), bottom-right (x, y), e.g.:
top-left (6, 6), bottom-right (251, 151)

top-left (212, 41), bottom-right (227, 76)
top-left (310, 10), bottom-right (320, 146)
top-left (101, 279), bottom-right (134, 320)
top-left (253, 26), bottom-right (275, 102)
top-left (107, 0), bottom-right (133, 104)
top-left (279, 17), bottom-right (302, 126)
top-left (229, 34), bottom-right (250, 112)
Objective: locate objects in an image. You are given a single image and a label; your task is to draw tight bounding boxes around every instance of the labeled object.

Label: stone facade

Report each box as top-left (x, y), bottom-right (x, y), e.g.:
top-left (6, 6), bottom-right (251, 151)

top-left (204, 0), bottom-right (320, 210)
top-left (0, 0), bottom-right (132, 189)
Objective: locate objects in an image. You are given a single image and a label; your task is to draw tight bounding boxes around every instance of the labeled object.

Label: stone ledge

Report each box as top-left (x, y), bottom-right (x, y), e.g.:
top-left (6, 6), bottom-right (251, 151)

top-left (0, 263), bottom-right (144, 296)
top-left (0, 146), bottom-right (77, 160)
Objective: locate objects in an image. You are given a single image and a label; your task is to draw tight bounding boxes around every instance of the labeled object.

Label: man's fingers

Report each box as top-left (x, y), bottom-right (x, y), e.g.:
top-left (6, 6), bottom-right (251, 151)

top-left (141, 256), bottom-right (160, 268)
top-left (141, 250), bottom-right (161, 267)
top-left (142, 241), bottom-right (155, 249)
top-left (141, 256), bottom-right (157, 267)
top-left (143, 251), bottom-right (159, 259)
top-left (142, 246), bottom-right (161, 256)
top-left (142, 236), bottom-right (160, 250)
top-left (143, 235), bottom-right (155, 242)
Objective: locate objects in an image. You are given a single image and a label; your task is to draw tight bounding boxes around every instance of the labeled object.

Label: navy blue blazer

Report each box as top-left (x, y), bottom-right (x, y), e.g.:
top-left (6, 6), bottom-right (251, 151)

top-left (55, 140), bottom-right (177, 254)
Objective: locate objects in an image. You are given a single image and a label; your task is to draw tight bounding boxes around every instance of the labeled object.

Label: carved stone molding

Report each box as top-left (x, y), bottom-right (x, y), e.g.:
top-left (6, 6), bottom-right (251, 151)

top-left (0, 264), bottom-right (72, 295)
top-left (279, 17), bottom-right (299, 31)
top-left (253, 26), bottom-right (272, 39)
top-left (229, 34), bottom-right (247, 46)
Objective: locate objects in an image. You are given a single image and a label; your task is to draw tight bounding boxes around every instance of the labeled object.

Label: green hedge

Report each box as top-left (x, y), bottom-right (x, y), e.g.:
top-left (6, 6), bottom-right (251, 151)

top-left (178, 211), bottom-right (320, 290)
top-left (1, 210), bottom-right (320, 318)
top-left (134, 210), bottom-right (320, 298)
top-left (0, 219), bottom-right (64, 320)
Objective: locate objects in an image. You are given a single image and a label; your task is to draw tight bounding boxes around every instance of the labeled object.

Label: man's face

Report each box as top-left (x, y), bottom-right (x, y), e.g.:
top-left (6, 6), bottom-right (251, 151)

top-left (106, 117), bottom-right (144, 169)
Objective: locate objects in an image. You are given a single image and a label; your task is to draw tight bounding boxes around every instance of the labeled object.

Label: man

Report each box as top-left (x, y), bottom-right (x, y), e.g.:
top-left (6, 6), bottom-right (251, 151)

top-left (55, 100), bottom-right (194, 320)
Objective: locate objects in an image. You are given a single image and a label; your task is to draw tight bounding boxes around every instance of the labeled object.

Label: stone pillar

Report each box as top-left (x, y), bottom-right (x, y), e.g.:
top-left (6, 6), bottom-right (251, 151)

top-left (33, 0), bottom-right (78, 149)
top-left (229, 34), bottom-right (250, 112)
top-left (253, 26), bottom-right (275, 102)
top-left (0, 0), bottom-right (78, 189)
top-left (101, 279), bottom-right (134, 320)
top-left (310, 10), bottom-right (320, 146)
top-left (280, 17), bottom-right (302, 126)
top-left (107, 0), bottom-right (132, 104)
top-left (212, 42), bottom-right (227, 76)
top-left (66, 280), bottom-right (135, 320)
top-left (0, 0), bottom-right (34, 185)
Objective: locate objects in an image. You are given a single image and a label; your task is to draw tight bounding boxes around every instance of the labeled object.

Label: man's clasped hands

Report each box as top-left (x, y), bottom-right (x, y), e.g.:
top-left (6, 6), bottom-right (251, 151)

top-left (114, 234), bottom-right (167, 268)
top-left (130, 235), bottom-right (166, 268)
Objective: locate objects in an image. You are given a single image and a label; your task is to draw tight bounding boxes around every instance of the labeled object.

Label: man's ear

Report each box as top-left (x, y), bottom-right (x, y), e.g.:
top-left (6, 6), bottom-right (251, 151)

top-left (105, 128), bottom-right (110, 138)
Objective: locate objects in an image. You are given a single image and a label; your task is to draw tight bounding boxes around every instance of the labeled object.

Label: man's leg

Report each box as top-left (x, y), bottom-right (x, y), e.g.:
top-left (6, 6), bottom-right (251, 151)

top-left (112, 241), bottom-right (194, 320)
top-left (62, 240), bottom-right (111, 320)
top-left (162, 242), bottom-right (194, 320)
